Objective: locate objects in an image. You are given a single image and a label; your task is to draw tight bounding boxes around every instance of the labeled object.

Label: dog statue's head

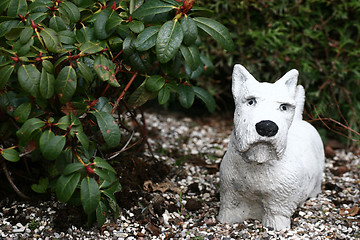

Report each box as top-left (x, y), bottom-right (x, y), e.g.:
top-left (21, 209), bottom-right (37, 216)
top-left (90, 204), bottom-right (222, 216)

top-left (231, 64), bottom-right (305, 163)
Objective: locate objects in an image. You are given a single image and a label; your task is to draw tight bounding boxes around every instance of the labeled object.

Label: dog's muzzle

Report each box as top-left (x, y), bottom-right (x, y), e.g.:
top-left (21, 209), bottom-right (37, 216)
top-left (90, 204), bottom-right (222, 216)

top-left (255, 120), bottom-right (279, 137)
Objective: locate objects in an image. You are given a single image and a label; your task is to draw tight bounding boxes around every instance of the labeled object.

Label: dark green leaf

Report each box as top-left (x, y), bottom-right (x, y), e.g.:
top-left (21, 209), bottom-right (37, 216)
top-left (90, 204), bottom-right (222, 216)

top-left (77, 61), bottom-right (94, 83)
top-left (80, 42), bottom-right (104, 54)
top-left (200, 54), bottom-right (214, 75)
top-left (135, 26), bottom-right (160, 51)
top-left (181, 16), bottom-right (198, 46)
top-left (7, 0), bottom-right (27, 18)
top-left (42, 60), bottom-right (54, 74)
top-left (13, 102), bottom-right (31, 123)
top-left (31, 177), bottom-right (49, 193)
top-left (39, 130), bottom-right (66, 160)
top-left (145, 75), bottom-right (165, 92)
top-left (55, 66), bottom-right (77, 104)
top-left (76, 131), bottom-right (89, 150)
top-left (40, 69), bottom-right (55, 99)
top-left (28, 12), bottom-right (47, 24)
top-left (63, 162), bottom-right (84, 175)
top-left (193, 17), bottom-right (234, 51)
top-left (128, 52), bottom-right (148, 73)
top-left (60, 1), bottom-right (80, 23)
top-left (76, 27), bottom-right (95, 43)
top-left (96, 201), bottom-right (107, 227)
top-left (56, 172), bottom-right (81, 202)
top-left (93, 97), bottom-right (112, 113)
top-left (81, 177), bottom-right (100, 214)
top-left (123, 36), bottom-right (136, 57)
top-left (57, 113), bottom-right (81, 130)
top-left (158, 86), bottom-right (171, 105)
top-left (105, 14), bottom-right (123, 32)
top-left (0, 20), bottom-right (20, 38)
top-left (94, 157), bottom-right (116, 174)
top-left (40, 28), bottom-right (62, 53)
top-left (1, 148), bottom-right (20, 162)
top-left (94, 8), bottom-right (111, 40)
top-left (180, 44), bottom-right (201, 71)
top-left (132, 0), bottom-right (174, 18)
top-left (59, 30), bottom-right (75, 44)
top-left (49, 15), bottom-right (67, 32)
top-left (94, 168), bottom-right (114, 182)
top-left (19, 28), bottom-right (34, 45)
top-left (91, 111), bottom-right (121, 148)
top-left (16, 118), bottom-right (45, 141)
top-left (18, 64), bottom-right (40, 97)
top-left (128, 20), bottom-right (144, 33)
top-left (128, 82), bottom-right (152, 108)
top-left (156, 20), bottom-right (183, 63)
top-left (193, 86), bottom-right (216, 113)
top-left (178, 84), bottom-right (194, 109)
top-left (0, 65), bottom-right (14, 90)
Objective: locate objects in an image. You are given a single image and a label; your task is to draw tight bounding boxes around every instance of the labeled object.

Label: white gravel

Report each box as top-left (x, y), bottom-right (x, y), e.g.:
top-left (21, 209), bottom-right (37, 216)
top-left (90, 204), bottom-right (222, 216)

top-left (1, 111), bottom-right (359, 239)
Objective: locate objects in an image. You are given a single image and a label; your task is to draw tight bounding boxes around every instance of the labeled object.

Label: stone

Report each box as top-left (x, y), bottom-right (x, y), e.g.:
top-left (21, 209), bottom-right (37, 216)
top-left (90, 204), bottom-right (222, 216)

top-left (218, 64), bottom-right (325, 230)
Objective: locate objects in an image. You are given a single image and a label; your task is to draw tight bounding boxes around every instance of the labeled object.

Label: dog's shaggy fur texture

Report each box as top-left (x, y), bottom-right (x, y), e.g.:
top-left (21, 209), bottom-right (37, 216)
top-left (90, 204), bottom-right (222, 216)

top-left (218, 64), bottom-right (325, 230)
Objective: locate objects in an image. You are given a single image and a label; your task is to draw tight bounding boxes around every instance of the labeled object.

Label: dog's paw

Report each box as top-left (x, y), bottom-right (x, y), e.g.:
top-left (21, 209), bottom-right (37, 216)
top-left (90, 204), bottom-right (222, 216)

top-left (218, 209), bottom-right (246, 224)
top-left (262, 214), bottom-right (291, 230)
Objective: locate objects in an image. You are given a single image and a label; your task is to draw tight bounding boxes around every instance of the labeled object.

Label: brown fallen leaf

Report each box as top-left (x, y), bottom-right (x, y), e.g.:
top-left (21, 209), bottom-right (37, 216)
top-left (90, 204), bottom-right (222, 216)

top-left (143, 178), bottom-right (180, 194)
top-left (339, 206), bottom-right (359, 217)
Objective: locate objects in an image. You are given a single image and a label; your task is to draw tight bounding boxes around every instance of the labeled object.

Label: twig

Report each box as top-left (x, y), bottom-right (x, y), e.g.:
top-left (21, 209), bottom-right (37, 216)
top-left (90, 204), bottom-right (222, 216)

top-left (140, 108), bottom-right (155, 158)
top-left (312, 106), bottom-right (360, 142)
top-left (106, 131), bottom-right (142, 160)
top-left (111, 72), bottom-right (138, 115)
top-left (2, 161), bottom-right (30, 199)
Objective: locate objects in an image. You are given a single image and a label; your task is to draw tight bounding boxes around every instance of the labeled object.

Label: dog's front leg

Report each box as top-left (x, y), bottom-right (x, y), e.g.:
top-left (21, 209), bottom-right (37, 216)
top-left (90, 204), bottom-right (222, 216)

top-left (262, 213), bottom-right (291, 230)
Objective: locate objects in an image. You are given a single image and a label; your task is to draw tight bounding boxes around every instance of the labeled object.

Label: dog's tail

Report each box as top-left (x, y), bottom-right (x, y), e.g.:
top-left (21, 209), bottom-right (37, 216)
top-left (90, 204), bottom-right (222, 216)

top-left (295, 85), bottom-right (305, 120)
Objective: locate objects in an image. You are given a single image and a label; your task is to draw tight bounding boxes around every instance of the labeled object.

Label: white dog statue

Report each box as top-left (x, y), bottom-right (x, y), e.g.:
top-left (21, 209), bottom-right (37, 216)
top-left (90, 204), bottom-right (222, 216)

top-left (218, 64), bottom-right (324, 230)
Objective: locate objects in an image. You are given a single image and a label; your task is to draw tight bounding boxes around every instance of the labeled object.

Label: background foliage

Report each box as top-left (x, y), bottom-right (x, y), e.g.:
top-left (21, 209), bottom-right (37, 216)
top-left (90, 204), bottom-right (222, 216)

top-left (199, 0), bottom-right (360, 144)
top-left (0, 0), bottom-right (233, 226)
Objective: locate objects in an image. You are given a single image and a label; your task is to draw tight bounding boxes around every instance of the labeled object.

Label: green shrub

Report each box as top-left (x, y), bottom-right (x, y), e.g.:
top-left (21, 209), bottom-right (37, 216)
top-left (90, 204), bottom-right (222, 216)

top-left (200, 0), bottom-right (360, 143)
top-left (0, 0), bottom-right (233, 226)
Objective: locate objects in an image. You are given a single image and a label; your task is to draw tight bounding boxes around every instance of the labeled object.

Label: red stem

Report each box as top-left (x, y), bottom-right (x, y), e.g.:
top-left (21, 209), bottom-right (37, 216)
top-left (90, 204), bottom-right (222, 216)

top-left (111, 72), bottom-right (138, 114)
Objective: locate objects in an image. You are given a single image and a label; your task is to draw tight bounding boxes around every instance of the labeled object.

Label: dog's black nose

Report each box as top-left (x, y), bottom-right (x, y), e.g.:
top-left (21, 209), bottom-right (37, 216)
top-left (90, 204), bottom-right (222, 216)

top-left (255, 120), bottom-right (278, 137)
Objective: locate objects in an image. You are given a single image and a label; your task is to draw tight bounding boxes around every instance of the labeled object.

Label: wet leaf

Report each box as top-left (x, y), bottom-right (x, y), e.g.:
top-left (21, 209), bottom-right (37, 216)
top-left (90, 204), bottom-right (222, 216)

top-left (135, 26), bottom-right (160, 51)
top-left (193, 86), bottom-right (215, 113)
top-left (56, 172), bottom-right (81, 202)
top-left (31, 177), bottom-right (49, 193)
top-left (1, 148), bottom-right (20, 162)
top-left (55, 66), bottom-right (77, 104)
top-left (193, 17), bottom-right (234, 51)
top-left (132, 0), bottom-right (174, 18)
top-left (81, 176), bottom-right (100, 214)
top-left (40, 69), bottom-right (55, 99)
top-left (39, 130), bottom-right (66, 160)
top-left (18, 64), bottom-right (40, 97)
top-left (156, 20), bottom-right (183, 63)
top-left (13, 102), bottom-right (31, 123)
top-left (145, 75), bottom-right (165, 92)
top-left (96, 201), bottom-right (107, 227)
top-left (40, 28), bottom-right (62, 53)
top-left (91, 111), bottom-right (121, 148)
top-left (178, 84), bottom-right (194, 109)
top-left (0, 65), bottom-right (14, 90)
top-left (181, 16), bottom-right (198, 46)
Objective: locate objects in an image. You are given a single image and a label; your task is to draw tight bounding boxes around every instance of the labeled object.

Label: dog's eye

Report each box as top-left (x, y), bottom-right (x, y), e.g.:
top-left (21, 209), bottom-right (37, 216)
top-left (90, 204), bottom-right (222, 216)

top-left (280, 104), bottom-right (289, 111)
top-left (247, 98), bottom-right (256, 106)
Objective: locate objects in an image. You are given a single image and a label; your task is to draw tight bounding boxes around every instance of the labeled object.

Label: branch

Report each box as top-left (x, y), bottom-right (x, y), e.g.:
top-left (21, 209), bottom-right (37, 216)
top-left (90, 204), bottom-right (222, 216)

top-left (2, 161), bottom-right (30, 199)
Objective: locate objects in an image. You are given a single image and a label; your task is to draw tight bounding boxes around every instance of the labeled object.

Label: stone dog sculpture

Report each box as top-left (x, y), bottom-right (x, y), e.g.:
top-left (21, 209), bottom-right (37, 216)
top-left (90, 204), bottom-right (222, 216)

top-left (218, 64), bottom-right (324, 230)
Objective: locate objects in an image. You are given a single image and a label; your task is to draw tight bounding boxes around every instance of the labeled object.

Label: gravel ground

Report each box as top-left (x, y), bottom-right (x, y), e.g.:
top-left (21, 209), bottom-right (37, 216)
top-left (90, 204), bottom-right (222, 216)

top-left (1, 111), bottom-right (359, 239)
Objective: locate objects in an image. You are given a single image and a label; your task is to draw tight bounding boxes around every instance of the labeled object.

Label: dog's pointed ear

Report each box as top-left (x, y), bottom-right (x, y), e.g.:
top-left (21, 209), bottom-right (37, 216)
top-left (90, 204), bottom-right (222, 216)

top-left (232, 64), bottom-right (258, 100)
top-left (276, 69), bottom-right (299, 96)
